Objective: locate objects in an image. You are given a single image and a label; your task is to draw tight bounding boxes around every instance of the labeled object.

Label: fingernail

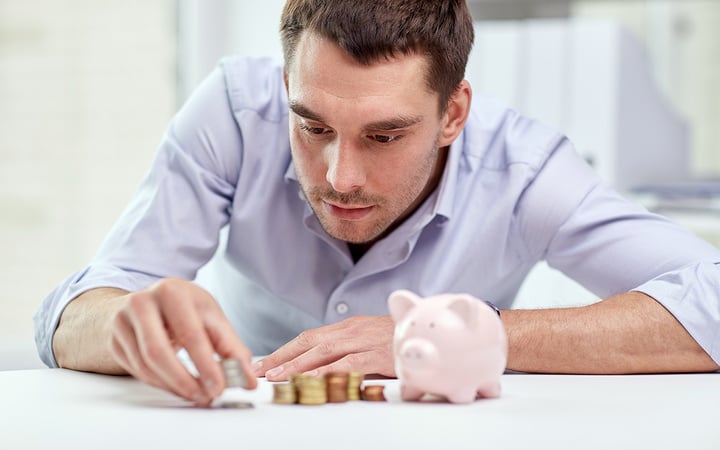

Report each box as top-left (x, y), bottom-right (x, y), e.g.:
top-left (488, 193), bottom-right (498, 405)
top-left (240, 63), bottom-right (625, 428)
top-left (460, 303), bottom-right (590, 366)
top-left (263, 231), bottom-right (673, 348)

top-left (192, 391), bottom-right (207, 404)
top-left (251, 360), bottom-right (263, 374)
top-left (204, 378), bottom-right (217, 396)
top-left (265, 365), bottom-right (283, 378)
top-left (305, 369), bottom-right (319, 377)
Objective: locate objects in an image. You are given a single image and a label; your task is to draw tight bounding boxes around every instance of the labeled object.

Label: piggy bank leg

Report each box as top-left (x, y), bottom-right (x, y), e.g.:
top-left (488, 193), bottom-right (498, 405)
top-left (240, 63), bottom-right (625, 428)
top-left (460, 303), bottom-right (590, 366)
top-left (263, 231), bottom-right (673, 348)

top-left (446, 388), bottom-right (478, 404)
top-left (400, 384), bottom-right (425, 402)
top-left (477, 382), bottom-right (501, 399)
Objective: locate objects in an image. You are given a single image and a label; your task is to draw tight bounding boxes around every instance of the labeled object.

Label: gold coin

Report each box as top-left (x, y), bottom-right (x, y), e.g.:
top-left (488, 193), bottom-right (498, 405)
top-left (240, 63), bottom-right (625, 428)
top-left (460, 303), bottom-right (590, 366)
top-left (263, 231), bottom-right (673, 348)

top-left (272, 383), bottom-right (297, 404)
top-left (347, 372), bottom-right (363, 395)
top-left (361, 385), bottom-right (386, 402)
top-left (298, 376), bottom-right (327, 404)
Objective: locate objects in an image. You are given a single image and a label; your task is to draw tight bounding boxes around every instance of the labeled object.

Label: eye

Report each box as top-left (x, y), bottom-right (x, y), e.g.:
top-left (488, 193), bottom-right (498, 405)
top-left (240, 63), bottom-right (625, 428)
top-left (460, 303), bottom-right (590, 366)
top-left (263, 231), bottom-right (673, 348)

top-left (369, 134), bottom-right (400, 144)
top-left (429, 322), bottom-right (435, 328)
top-left (298, 121), bottom-right (331, 136)
top-left (410, 320), bottom-right (415, 327)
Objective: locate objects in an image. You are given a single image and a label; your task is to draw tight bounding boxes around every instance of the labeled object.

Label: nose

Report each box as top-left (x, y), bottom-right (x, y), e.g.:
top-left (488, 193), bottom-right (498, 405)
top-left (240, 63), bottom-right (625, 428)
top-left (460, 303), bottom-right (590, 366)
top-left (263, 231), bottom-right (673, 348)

top-left (326, 139), bottom-right (366, 193)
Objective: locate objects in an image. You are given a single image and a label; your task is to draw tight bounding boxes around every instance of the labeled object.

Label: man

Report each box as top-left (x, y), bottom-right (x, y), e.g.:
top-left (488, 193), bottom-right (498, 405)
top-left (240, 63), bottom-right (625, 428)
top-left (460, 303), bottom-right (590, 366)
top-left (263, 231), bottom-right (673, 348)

top-left (36, 0), bottom-right (719, 406)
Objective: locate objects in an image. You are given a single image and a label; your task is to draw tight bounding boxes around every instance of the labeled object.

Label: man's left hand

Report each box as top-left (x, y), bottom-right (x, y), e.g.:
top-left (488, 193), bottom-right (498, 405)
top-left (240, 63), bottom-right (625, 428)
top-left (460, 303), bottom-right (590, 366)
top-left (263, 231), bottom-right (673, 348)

top-left (252, 315), bottom-right (396, 381)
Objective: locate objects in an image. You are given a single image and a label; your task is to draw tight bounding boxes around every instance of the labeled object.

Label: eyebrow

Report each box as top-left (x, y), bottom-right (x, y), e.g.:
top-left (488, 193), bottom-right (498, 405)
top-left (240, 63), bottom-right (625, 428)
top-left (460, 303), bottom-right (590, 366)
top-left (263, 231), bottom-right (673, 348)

top-left (289, 101), bottom-right (325, 123)
top-left (288, 100), bottom-right (424, 132)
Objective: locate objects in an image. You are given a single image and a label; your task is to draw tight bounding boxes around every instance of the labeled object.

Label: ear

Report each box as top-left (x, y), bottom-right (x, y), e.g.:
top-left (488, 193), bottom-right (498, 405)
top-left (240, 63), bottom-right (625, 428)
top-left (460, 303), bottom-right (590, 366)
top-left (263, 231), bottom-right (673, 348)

top-left (447, 295), bottom-right (478, 329)
top-left (438, 80), bottom-right (472, 148)
top-left (283, 68), bottom-right (289, 92)
top-left (388, 290), bottom-right (421, 323)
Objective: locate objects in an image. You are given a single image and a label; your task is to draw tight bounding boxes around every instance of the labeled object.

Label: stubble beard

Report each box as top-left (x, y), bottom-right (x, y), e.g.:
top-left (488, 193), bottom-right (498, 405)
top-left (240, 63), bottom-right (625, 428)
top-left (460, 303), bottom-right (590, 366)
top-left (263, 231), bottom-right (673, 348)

top-left (297, 143), bottom-right (440, 245)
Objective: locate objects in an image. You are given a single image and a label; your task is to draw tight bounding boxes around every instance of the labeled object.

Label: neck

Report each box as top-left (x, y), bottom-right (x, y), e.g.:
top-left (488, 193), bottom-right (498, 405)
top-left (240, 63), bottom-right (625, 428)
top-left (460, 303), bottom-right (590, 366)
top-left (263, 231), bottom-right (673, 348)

top-left (346, 145), bottom-right (449, 263)
top-left (348, 242), bottom-right (372, 263)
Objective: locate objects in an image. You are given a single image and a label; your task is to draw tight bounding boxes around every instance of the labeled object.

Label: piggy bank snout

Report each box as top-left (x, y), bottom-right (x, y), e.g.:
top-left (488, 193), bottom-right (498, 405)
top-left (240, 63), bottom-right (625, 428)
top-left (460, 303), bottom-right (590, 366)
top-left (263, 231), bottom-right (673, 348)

top-left (398, 337), bottom-right (439, 367)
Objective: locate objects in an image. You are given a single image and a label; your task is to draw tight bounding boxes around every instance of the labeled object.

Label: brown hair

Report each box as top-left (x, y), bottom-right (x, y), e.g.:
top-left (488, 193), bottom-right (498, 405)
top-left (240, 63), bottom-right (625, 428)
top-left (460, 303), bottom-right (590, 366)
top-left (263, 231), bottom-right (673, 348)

top-left (280, 0), bottom-right (474, 111)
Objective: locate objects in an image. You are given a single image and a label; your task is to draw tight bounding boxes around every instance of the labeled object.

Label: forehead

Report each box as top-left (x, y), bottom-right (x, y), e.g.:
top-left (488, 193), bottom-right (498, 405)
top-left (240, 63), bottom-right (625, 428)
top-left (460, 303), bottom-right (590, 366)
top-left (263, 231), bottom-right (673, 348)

top-left (285, 32), bottom-right (438, 118)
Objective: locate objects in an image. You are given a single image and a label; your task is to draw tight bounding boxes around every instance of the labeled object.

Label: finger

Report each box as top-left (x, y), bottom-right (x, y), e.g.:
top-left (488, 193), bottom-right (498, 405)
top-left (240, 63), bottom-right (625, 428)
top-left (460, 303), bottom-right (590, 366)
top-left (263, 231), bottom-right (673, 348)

top-left (126, 290), bottom-right (209, 404)
top-left (255, 317), bottom-right (366, 377)
top-left (111, 334), bottom-right (172, 393)
top-left (113, 323), bottom-right (199, 399)
top-left (254, 325), bottom-right (335, 380)
top-left (205, 313), bottom-right (257, 390)
top-left (254, 318), bottom-right (371, 379)
top-left (308, 349), bottom-right (396, 379)
top-left (154, 281), bottom-right (226, 399)
top-left (112, 309), bottom-right (178, 392)
top-left (263, 335), bottom-right (363, 381)
top-left (303, 351), bottom-right (372, 378)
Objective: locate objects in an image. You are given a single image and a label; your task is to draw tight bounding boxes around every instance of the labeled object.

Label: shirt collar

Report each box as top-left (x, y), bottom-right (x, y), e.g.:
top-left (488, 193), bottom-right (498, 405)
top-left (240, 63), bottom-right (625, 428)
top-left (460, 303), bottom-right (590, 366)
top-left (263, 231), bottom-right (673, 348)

top-left (431, 129), bottom-right (464, 221)
top-left (284, 157), bottom-right (298, 183)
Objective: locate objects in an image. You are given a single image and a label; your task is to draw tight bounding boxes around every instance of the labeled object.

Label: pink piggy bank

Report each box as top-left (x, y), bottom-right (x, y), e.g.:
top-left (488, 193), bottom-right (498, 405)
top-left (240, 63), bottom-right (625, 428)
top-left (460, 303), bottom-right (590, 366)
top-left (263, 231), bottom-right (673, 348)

top-left (388, 289), bottom-right (507, 403)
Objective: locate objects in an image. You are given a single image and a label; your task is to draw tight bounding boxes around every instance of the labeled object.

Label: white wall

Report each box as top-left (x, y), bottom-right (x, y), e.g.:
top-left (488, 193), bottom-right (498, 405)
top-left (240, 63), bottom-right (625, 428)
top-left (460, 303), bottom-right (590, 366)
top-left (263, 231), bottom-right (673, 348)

top-left (573, 0), bottom-right (720, 177)
top-left (0, 1), bottom-right (177, 369)
top-left (177, 0), bottom-right (286, 101)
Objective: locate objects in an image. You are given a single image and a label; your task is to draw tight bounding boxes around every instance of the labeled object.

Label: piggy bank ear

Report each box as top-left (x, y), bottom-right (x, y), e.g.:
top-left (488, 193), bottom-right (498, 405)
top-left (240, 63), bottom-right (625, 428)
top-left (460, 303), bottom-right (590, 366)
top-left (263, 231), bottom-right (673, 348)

top-left (388, 290), bottom-right (420, 323)
top-left (447, 295), bottom-right (479, 329)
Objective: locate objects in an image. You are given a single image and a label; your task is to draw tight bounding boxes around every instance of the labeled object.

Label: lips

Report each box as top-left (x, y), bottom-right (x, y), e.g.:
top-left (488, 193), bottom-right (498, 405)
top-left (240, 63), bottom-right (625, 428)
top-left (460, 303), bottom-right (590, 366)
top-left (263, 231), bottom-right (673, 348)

top-left (324, 200), bottom-right (374, 221)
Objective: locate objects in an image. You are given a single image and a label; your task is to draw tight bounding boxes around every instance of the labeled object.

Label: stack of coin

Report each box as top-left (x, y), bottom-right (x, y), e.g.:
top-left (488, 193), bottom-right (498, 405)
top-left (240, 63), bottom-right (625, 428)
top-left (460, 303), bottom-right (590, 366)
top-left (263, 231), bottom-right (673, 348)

top-left (272, 382), bottom-right (297, 404)
top-left (347, 372), bottom-right (363, 401)
top-left (297, 376), bottom-right (327, 405)
top-left (220, 358), bottom-right (247, 388)
top-left (325, 372), bottom-right (349, 403)
top-left (361, 385), bottom-right (386, 402)
top-left (289, 373), bottom-right (307, 400)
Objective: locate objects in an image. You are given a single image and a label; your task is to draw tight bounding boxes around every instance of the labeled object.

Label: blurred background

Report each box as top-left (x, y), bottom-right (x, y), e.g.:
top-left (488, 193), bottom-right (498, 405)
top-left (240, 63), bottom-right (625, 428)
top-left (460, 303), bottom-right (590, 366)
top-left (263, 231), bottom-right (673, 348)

top-left (1, 0), bottom-right (719, 369)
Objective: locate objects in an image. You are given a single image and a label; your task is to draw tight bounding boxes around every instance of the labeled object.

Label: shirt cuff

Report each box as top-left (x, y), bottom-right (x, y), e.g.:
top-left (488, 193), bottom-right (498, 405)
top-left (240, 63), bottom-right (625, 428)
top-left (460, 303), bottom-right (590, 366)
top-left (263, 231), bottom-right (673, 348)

top-left (632, 261), bottom-right (720, 366)
top-left (33, 265), bottom-right (160, 368)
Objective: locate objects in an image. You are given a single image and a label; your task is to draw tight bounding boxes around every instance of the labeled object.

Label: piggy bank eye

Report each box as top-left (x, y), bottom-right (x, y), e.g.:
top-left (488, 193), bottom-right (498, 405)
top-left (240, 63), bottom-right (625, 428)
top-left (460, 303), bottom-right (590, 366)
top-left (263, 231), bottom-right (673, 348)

top-left (429, 322), bottom-right (435, 328)
top-left (410, 321), bottom-right (415, 327)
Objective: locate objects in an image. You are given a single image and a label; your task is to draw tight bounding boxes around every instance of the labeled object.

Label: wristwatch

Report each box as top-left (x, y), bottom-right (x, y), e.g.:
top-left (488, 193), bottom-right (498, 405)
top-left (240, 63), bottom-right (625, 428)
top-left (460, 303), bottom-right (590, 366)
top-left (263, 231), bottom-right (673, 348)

top-left (484, 300), bottom-right (502, 318)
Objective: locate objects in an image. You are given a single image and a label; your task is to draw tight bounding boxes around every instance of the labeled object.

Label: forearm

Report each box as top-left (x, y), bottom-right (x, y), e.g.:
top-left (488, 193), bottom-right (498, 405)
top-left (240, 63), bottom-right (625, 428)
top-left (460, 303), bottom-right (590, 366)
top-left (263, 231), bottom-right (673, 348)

top-left (52, 288), bottom-right (130, 374)
top-left (504, 291), bottom-right (719, 374)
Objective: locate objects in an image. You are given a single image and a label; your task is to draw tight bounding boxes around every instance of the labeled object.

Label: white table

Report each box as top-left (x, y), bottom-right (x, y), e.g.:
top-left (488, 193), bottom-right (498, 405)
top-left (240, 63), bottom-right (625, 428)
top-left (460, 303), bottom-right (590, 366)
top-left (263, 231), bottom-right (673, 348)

top-left (1, 369), bottom-right (718, 449)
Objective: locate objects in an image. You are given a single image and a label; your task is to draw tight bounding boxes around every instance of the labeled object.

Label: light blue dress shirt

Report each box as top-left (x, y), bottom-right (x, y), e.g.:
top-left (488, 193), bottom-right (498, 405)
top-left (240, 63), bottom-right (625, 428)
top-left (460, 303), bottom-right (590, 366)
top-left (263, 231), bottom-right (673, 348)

top-left (35, 57), bottom-right (720, 367)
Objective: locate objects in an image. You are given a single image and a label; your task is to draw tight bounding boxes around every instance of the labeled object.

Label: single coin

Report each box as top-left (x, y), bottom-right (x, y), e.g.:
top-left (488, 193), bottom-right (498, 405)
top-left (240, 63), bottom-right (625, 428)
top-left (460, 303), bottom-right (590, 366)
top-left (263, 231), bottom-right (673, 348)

top-left (218, 401), bottom-right (254, 409)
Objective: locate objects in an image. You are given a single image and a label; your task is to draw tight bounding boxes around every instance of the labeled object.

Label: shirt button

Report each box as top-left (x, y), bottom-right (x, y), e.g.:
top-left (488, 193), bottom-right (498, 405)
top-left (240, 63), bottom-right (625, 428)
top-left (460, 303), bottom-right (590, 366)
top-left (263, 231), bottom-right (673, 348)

top-left (335, 302), bottom-right (349, 315)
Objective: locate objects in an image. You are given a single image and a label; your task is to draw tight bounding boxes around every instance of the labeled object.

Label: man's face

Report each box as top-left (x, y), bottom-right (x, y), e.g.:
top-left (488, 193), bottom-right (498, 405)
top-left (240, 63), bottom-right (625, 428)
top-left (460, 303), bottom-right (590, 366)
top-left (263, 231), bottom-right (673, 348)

top-left (285, 32), bottom-right (451, 245)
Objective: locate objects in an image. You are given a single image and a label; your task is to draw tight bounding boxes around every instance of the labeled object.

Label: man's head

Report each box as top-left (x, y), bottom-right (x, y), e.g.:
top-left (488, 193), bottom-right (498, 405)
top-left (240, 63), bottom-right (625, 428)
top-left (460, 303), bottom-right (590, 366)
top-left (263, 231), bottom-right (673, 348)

top-left (281, 1), bottom-right (473, 248)
top-left (280, 0), bottom-right (474, 112)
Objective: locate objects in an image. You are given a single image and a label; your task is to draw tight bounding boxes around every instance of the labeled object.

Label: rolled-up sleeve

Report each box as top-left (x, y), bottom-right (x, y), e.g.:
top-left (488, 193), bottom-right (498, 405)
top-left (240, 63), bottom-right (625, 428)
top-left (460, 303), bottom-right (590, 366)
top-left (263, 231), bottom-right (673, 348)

top-left (34, 66), bottom-right (243, 367)
top-left (546, 182), bottom-right (720, 365)
top-left (633, 262), bottom-right (720, 365)
top-left (516, 141), bottom-right (720, 365)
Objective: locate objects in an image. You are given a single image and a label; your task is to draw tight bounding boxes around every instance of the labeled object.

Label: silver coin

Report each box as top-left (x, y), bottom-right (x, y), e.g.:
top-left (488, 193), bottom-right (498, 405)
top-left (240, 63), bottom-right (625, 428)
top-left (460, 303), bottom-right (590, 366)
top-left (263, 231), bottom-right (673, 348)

top-left (218, 401), bottom-right (254, 409)
top-left (220, 359), bottom-right (243, 370)
top-left (220, 359), bottom-right (247, 387)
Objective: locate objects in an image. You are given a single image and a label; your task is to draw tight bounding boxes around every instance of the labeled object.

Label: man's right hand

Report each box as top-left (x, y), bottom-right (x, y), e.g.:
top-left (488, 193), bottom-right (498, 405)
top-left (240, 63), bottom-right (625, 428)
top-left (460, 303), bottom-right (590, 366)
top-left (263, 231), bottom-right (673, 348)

top-left (53, 278), bottom-right (256, 406)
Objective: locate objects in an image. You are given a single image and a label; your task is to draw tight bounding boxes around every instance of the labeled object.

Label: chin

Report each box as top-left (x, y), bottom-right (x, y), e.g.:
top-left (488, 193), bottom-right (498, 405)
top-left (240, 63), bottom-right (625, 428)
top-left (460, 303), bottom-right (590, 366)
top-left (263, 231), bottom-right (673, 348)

top-left (324, 223), bottom-right (382, 245)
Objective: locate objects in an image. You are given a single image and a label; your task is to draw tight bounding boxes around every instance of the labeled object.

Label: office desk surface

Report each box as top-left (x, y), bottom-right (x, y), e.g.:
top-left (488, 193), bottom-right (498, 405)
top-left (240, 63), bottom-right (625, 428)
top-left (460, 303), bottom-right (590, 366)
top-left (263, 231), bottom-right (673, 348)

top-left (1, 369), bottom-right (717, 450)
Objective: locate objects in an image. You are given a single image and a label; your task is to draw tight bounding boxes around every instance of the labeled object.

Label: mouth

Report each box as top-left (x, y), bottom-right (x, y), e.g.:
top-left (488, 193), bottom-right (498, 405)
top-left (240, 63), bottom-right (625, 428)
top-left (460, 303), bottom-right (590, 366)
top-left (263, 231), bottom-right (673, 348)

top-left (323, 200), bottom-right (375, 221)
